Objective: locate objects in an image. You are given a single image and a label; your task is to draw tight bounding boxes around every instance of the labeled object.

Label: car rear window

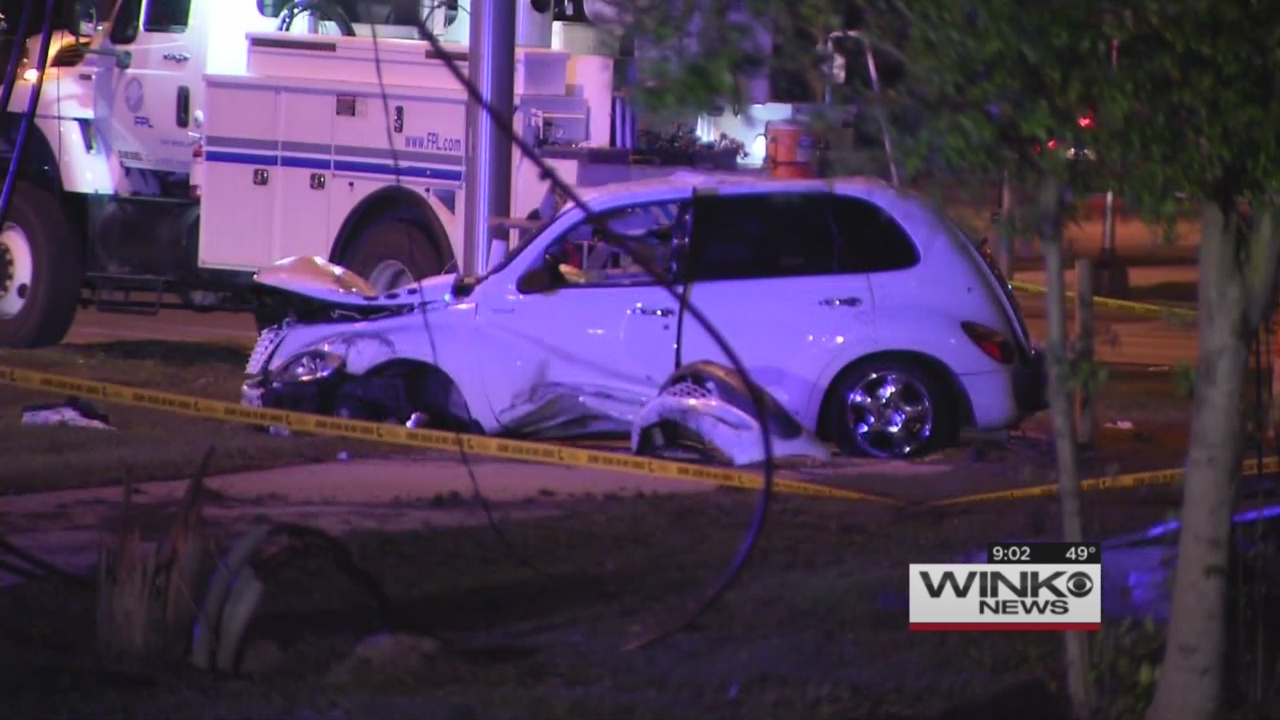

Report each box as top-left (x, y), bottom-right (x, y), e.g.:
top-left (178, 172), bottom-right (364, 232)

top-left (828, 195), bottom-right (920, 273)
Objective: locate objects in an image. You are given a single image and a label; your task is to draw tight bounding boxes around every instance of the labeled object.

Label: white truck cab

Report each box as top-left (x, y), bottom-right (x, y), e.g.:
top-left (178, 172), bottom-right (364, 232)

top-left (0, 0), bottom-right (703, 349)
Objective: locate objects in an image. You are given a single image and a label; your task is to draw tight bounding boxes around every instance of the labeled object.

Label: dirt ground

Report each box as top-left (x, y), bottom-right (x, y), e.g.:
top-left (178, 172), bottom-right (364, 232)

top-left (0, 486), bottom-right (1191, 720)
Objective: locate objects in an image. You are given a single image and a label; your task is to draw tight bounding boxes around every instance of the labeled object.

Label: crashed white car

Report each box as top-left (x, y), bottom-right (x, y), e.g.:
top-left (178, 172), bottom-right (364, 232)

top-left (242, 172), bottom-right (1045, 460)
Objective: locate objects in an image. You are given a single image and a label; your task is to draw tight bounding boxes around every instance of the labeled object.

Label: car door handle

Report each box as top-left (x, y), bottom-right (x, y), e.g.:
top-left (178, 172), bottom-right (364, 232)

top-left (629, 306), bottom-right (675, 317)
top-left (162, 52), bottom-right (191, 63)
top-left (819, 296), bottom-right (863, 308)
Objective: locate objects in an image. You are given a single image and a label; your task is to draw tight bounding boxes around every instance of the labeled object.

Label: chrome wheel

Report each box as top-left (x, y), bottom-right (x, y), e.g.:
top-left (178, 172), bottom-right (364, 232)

top-left (366, 259), bottom-right (414, 293)
top-left (0, 222), bottom-right (34, 320)
top-left (844, 371), bottom-right (935, 459)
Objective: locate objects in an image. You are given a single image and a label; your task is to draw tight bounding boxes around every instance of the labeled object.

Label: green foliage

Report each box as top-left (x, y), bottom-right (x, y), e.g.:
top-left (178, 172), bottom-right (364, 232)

top-left (1090, 2), bottom-right (1280, 210)
top-left (861, 0), bottom-right (1280, 234)
top-left (599, 0), bottom-right (841, 115)
top-left (1091, 617), bottom-right (1163, 719)
top-left (863, 0), bottom-right (1111, 185)
top-left (1172, 364), bottom-right (1196, 400)
top-left (1073, 358), bottom-right (1110, 395)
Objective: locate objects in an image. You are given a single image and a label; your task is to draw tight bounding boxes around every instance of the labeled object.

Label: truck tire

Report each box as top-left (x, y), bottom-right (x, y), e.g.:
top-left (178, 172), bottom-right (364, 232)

top-left (338, 218), bottom-right (445, 293)
top-left (0, 182), bottom-right (82, 348)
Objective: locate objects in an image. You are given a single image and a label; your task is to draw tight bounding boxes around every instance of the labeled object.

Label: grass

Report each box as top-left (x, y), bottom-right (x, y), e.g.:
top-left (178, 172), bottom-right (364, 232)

top-left (0, 489), bottom-right (1184, 720)
top-left (0, 341), bottom-right (414, 495)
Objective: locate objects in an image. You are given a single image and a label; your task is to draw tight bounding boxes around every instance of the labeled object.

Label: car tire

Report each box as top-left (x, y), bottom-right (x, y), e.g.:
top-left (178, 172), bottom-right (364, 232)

top-left (338, 218), bottom-right (445, 293)
top-left (825, 356), bottom-right (958, 460)
top-left (0, 182), bottom-right (83, 348)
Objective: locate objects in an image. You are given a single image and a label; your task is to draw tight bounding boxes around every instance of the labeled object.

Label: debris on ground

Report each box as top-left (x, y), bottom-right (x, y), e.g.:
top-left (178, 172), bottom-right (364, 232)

top-left (21, 396), bottom-right (114, 430)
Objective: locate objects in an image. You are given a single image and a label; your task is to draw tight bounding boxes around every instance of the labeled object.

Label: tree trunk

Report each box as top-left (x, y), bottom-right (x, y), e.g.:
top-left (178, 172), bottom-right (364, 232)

top-left (1038, 176), bottom-right (1092, 719)
top-left (1145, 201), bottom-right (1251, 720)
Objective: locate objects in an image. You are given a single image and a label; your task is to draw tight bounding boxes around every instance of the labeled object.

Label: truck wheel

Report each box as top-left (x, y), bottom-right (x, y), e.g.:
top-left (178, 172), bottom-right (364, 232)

top-left (0, 182), bottom-right (82, 348)
top-left (338, 218), bottom-right (445, 293)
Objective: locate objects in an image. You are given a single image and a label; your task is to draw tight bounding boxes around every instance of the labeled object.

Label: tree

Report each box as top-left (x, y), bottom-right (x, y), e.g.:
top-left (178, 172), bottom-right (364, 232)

top-left (879, 0), bottom-right (1280, 716)
top-left (1085, 3), bottom-right (1280, 718)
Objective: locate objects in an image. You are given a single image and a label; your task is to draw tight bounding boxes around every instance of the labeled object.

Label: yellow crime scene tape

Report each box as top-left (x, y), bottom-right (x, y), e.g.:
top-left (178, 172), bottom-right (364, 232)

top-left (927, 456), bottom-right (1280, 508)
top-left (0, 365), bottom-right (902, 506)
top-left (1010, 280), bottom-right (1198, 320)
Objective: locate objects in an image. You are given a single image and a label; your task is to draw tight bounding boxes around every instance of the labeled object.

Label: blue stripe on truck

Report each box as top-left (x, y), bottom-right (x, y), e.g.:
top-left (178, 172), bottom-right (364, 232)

top-left (205, 150), bottom-right (277, 166)
top-left (280, 155), bottom-right (332, 170)
top-left (205, 151), bottom-right (463, 182)
top-left (331, 159), bottom-right (462, 181)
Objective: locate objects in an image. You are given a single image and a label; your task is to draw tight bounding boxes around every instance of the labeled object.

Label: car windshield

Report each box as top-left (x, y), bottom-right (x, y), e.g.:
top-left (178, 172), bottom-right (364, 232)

top-left (479, 203), bottom-right (577, 279)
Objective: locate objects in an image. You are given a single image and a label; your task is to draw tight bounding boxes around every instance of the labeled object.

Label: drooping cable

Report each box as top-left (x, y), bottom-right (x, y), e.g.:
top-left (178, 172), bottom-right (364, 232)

top-left (408, 13), bottom-right (778, 651)
top-left (0, 0), bottom-right (56, 234)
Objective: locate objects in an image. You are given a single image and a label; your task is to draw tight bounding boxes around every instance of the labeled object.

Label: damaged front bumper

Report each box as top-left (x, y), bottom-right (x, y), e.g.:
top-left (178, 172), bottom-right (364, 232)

top-left (241, 373), bottom-right (339, 417)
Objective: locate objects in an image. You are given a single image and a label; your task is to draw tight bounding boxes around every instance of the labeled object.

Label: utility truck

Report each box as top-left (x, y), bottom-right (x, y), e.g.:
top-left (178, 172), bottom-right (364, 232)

top-left (0, 0), bottom-right (702, 348)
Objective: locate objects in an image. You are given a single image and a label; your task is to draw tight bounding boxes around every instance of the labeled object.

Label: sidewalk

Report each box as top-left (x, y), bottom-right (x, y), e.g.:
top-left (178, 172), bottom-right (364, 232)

top-left (998, 215), bottom-right (1200, 271)
top-left (0, 457), bottom-right (710, 587)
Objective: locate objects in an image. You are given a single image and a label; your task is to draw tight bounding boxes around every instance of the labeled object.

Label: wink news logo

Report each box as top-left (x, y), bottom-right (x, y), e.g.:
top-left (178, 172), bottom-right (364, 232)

top-left (917, 567), bottom-right (1096, 616)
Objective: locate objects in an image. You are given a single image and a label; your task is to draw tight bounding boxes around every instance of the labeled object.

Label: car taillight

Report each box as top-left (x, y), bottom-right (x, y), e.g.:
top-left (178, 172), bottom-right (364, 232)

top-left (962, 321), bottom-right (1015, 364)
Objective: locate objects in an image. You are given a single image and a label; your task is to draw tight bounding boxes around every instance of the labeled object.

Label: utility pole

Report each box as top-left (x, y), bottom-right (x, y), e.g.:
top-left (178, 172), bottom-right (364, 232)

top-left (1101, 38), bottom-right (1118, 260)
top-left (1093, 36), bottom-right (1130, 298)
top-left (461, 0), bottom-right (516, 276)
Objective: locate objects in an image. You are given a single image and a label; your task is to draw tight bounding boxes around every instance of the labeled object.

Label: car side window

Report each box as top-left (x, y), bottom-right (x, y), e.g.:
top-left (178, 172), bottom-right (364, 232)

top-left (828, 196), bottom-right (920, 272)
top-left (143, 0), bottom-right (192, 33)
top-left (540, 200), bottom-right (688, 287)
top-left (687, 192), bottom-right (837, 281)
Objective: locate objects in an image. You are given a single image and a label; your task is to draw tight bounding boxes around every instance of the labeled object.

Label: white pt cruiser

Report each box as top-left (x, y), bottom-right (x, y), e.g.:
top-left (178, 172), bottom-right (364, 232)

top-left (242, 172), bottom-right (1046, 460)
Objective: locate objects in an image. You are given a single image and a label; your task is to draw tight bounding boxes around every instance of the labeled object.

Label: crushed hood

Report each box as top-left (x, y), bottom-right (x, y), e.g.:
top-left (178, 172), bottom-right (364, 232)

top-left (254, 256), bottom-right (456, 307)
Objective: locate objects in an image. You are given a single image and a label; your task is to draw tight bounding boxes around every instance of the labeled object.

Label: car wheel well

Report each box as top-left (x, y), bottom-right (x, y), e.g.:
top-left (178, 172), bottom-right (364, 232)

top-left (816, 350), bottom-right (975, 442)
top-left (330, 186), bottom-right (454, 273)
top-left (361, 359), bottom-right (478, 431)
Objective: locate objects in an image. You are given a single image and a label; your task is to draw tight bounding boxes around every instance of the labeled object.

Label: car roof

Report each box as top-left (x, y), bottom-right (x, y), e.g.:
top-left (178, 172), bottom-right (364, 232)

top-left (571, 170), bottom-right (922, 211)
top-left (564, 171), bottom-right (961, 261)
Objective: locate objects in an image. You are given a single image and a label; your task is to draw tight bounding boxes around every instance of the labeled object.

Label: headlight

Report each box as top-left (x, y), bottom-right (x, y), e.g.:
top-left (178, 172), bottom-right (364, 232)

top-left (273, 349), bottom-right (344, 383)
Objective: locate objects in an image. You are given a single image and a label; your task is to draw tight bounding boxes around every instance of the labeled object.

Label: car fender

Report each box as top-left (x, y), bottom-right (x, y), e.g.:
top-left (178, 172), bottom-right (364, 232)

top-left (265, 302), bottom-right (498, 431)
top-left (802, 324), bottom-right (987, 431)
top-left (872, 305), bottom-right (1012, 374)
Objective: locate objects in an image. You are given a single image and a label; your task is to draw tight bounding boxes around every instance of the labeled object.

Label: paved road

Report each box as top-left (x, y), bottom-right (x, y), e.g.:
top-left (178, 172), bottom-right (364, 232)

top-left (1017, 264), bottom-right (1199, 367)
top-left (64, 304), bottom-right (258, 346)
top-left (1013, 264), bottom-right (1198, 296)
